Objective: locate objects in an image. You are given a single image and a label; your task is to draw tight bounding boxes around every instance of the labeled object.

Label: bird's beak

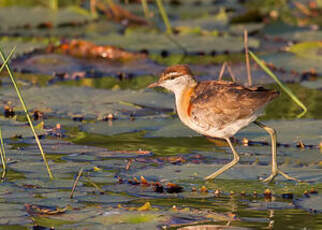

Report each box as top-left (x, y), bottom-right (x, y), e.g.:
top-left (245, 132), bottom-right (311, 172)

top-left (147, 81), bottom-right (160, 88)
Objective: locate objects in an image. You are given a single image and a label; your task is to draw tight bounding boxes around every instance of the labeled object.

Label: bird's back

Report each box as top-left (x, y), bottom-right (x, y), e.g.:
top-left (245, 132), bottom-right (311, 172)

top-left (186, 80), bottom-right (279, 137)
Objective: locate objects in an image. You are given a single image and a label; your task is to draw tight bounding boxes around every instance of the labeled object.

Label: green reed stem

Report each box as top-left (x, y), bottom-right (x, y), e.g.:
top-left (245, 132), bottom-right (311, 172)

top-left (49, 0), bottom-right (58, 11)
top-left (85, 176), bottom-right (105, 193)
top-left (249, 51), bottom-right (307, 118)
top-left (0, 47), bottom-right (15, 73)
top-left (0, 49), bottom-right (15, 180)
top-left (0, 47), bottom-right (54, 179)
top-left (141, 0), bottom-right (150, 19)
top-left (165, 33), bottom-right (188, 63)
top-left (0, 128), bottom-right (6, 180)
top-left (156, 0), bottom-right (172, 34)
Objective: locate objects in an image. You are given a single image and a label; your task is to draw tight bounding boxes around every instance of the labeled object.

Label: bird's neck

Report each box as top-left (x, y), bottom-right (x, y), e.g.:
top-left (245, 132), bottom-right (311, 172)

top-left (174, 84), bottom-right (196, 125)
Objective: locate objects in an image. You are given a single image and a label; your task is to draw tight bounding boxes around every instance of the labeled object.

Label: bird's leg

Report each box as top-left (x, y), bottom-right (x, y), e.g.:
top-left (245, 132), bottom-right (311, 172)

top-left (204, 137), bottom-right (240, 180)
top-left (254, 121), bottom-right (300, 183)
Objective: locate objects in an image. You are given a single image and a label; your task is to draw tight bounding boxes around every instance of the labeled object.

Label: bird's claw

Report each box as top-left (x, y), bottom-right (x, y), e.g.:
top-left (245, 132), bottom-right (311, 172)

top-left (261, 169), bottom-right (301, 183)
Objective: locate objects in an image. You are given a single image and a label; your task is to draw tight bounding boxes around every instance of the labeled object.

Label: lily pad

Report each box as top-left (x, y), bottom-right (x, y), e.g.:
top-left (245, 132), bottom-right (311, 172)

top-left (0, 6), bottom-right (91, 30)
top-left (172, 15), bottom-right (228, 32)
top-left (76, 194), bottom-right (134, 204)
top-left (0, 2), bottom-right (322, 229)
top-left (287, 41), bottom-right (322, 61)
top-left (0, 118), bottom-right (46, 139)
top-left (87, 32), bottom-right (260, 54)
top-left (261, 52), bottom-right (322, 74)
top-left (0, 85), bottom-right (174, 119)
top-left (295, 194), bottom-right (322, 213)
top-left (133, 163), bottom-right (316, 182)
top-left (0, 36), bottom-right (51, 58)
top-left (81, 118), bottom-right (170, 136)
top-left (4, 20), bottom-right (122, 38)
top-left (300, 78), bottom-right (322, 89)
top-left (12, 52), bottom-right (162, 76)
top-left (248, 201), bottom-right (295, 210)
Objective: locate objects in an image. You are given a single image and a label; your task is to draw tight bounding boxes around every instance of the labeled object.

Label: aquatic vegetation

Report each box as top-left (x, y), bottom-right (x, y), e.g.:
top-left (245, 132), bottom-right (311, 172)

top-left (0, 0), bottom-right (321, 229)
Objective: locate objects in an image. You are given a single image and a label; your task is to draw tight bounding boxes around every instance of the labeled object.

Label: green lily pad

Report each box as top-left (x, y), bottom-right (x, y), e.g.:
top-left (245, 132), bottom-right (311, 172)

top-left (90, 211), bottom-right (163, 229)
top-left (261, 52), bottom-right (322, 74)
top-left (248, 201), bottom-right (295, 210)
top-left (146, 118), bottom-right (202, 138)
top-left (295, 194), bottom-right (322, 213)
top-left (132, 163), bottom-right (322, 183)
top-left (0, 118), bottom-right (46, 139)
top-left (300, 78), bottom-right (322, 89)
top-left (229, 23), bottom-right (265, 35)
top-left (81, 118), bottom-right (170, 136)
top-left (0, 36), bottom-right (51, 58)
top-left (0, 85), bottom-right (174, 119)
top-left (0, 6), bottom-right (91, 30)
top-left (87, 32), bottom-right (259, 54)
top-left (5, 20), bottom-right (122, 38)
top-left (76, 193), bottom-right (134, 204)
top-left (287, 41), bottom-right (322, 61)
top-left (11, 52), bottom-right (161, 77)
top-left (123, 0), bottom-right (241, 20)
top-left (172, 15), bottom-right (228, 32)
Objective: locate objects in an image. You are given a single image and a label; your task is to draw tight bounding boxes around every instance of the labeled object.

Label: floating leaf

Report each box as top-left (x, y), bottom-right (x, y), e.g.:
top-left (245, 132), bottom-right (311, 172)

top-left (87, 32), bottom-right (259, 54)
top-left (137, 202), bottom-right (152, 211)
top-left (0, 6), bottom-right (91, 30)
top-left (287, 41), bottom-right (322, 61)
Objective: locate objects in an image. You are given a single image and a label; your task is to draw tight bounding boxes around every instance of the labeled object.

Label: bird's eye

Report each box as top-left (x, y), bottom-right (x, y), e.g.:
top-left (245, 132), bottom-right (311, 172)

top-left (166, 74), bottom-right (179, 80)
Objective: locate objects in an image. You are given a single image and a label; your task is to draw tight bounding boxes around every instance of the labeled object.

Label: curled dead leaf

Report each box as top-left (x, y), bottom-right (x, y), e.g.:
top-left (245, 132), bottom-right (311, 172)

top-left (48, 39), bottom-right (146, 61)
top-left (25, 204), bottom-right (67, 215)
top-left (166, 183), bottom-right (184, 193)
top-left (140, 176), bottom-right (150, 186)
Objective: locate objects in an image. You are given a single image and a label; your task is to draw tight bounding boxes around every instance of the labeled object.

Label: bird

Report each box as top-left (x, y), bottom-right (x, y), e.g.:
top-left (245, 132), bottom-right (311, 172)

top-left (148, 64), bottom-right (299, 183)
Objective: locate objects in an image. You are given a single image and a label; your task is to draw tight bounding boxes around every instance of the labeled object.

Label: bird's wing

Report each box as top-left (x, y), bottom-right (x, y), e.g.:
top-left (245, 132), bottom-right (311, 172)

top-left (189, 81), bottom-right (279, 130)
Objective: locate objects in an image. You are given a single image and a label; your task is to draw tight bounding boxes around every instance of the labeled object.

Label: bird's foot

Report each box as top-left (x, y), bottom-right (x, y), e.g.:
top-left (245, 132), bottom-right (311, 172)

top-left (261, 169), bottom-right (301, 183)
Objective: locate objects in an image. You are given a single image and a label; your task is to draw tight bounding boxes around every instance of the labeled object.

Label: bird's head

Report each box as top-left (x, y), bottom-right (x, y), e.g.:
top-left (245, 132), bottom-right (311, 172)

top-left (148, 65), bottom-right (197, 93)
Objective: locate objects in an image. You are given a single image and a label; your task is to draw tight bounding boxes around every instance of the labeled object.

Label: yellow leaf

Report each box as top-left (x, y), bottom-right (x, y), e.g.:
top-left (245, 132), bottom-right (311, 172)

top-left (137, 202), bottom-right (151, 211)
top-left (35, 121), bottom-right (44, 130)
top-left (93, 166), bottom-right (102, 171)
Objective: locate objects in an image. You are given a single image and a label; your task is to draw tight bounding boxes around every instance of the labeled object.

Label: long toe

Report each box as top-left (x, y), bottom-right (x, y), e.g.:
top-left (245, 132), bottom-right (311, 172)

top-left (261, 173), bottom-right (277, 183)
top-left (261, 169), bottom-right (302, 183)
top-left (278, 169), bottom-right (302, 183)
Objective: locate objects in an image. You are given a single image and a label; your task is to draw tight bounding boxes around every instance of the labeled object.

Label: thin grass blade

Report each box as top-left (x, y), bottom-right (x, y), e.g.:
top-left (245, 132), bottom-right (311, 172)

top-left (156, 0), bottom-right (173, 34)
top-left (0, 128), bottom-right (6, 180)
top-left (49, 0), bottom-right (58, 11)
top-left (0, 47), bottom-right (15, 73)
top-left (0, 47), bottom-right (54, 179)
top-left (141, 0), bottom-right (150, 19)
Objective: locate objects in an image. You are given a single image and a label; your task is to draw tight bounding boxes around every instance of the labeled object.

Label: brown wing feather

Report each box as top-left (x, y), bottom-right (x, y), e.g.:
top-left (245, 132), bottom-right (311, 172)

top-left (189, 81), bottom-right (279, 129)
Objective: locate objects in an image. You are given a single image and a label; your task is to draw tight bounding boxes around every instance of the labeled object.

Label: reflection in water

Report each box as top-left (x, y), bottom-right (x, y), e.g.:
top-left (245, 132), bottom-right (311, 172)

top-left (267, 209), bottom-right (274, 229)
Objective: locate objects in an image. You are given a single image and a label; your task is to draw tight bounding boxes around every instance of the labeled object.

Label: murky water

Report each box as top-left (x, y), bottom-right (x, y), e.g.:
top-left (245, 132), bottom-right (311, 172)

top-left (0, 0), bottom-right (321, 229)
